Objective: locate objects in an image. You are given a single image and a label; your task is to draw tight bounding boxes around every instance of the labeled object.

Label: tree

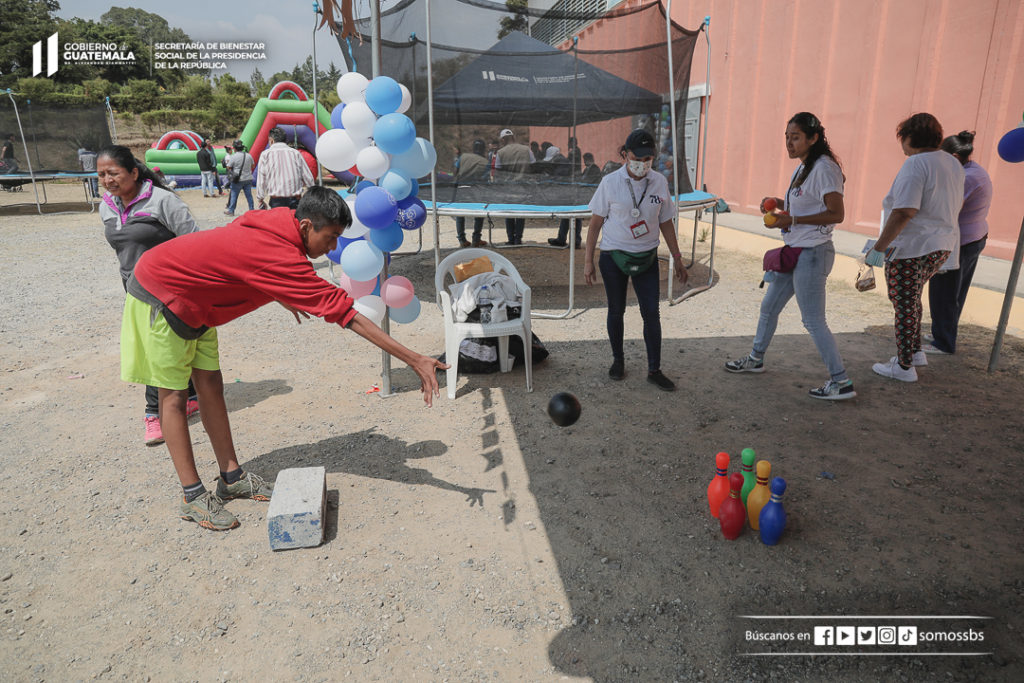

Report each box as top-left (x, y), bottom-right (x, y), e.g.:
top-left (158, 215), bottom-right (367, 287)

top-left (100, 7), bottom-right (199, 84)
top-left (0, 0), bottom-right (60, 87)
top-left (498, 0), bottom-right (528, 39)
top-left (249, 67), bottom-right (267, 97)
top-left (181, 75), bottom-right (213, 109)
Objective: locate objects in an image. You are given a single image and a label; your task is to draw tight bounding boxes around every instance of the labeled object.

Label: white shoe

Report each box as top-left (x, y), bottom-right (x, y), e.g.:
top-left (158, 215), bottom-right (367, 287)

top-left (922, 342), bottom-right (952, 355)
top-left (872, 357), bottom-right (918, 382)
top-left (912, 351), bottom-right (927, 367)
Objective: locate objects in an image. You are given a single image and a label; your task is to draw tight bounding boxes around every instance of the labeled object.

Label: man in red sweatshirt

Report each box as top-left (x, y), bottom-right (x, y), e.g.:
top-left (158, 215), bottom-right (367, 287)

top-left (122, 186), bottom-right (446, 530)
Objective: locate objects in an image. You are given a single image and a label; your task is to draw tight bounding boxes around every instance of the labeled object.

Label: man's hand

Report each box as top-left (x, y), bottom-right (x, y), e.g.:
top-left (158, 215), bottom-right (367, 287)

top-left (278, 301), bottom-right (310, 324)
top-left (408, 354), bottom-right (448, 407)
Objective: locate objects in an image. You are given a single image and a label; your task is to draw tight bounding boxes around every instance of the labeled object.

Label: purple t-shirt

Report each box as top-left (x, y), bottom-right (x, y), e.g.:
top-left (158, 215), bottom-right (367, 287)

top-left (958, 161), bottom-right (992, 244)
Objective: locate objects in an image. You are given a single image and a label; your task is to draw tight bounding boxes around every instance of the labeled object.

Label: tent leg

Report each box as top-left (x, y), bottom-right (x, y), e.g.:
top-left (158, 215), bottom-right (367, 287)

top-left (988, 214), bottom-right (1024, 372)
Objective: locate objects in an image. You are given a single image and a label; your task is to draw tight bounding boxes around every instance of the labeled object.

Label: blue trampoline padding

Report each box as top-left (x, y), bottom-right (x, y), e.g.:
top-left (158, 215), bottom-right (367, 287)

top-left (335, 189), bottom-right (717, 212)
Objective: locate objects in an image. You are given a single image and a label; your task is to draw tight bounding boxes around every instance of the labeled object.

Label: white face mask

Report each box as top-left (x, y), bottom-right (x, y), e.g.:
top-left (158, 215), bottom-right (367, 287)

top-left (628, 159), bottom-right (652, 177)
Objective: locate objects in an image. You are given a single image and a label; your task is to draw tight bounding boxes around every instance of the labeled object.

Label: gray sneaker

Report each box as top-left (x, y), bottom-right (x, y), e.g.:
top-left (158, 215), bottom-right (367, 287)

top-left (180, 491), bottom-right (239, 531)
top-left (725, 355), bottom-right (765, 373)
top-left (216, 471), bottom-right (273, 502)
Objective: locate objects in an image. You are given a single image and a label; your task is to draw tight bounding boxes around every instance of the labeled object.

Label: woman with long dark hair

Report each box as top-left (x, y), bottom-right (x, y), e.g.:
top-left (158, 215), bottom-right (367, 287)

top-left (924, 130), bottom-right (992, 354)
top-left (97, 145), bottom-right (200, 445)
top-left (724, 112), bottom-right (855, 400)
top-left (869, 113), bottom-right (964, 381)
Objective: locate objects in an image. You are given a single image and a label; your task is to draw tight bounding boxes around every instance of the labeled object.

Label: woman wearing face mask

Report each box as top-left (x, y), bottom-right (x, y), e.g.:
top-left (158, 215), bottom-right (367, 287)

top-left (724, 112), bottom-right (855, 400)
top-left (583, 129), bottom-right (688, 391)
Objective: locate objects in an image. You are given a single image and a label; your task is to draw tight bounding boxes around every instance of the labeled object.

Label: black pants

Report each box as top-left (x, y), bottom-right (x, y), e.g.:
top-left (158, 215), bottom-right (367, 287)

top-left (505, 218), bottom-right (525, 244)
top-left (557, 218), bottom-right (582, 245)
top-left (145, 380), bottom-right (197, 416)
top-left (928, 236), bottom-right (986, 353)
top-left (456, 216), bottom-right (484, 241)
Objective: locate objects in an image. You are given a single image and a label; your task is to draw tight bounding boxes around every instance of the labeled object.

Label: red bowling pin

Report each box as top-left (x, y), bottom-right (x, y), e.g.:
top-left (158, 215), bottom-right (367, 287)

top-left (707, 452), bottom-right (730, 518)
top-left (718, 472), bottom-right (746, 540)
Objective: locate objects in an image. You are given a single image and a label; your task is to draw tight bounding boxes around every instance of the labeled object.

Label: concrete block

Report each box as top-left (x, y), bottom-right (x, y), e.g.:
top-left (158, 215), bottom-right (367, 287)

top-left (267, 467), bottom-right (326, 551)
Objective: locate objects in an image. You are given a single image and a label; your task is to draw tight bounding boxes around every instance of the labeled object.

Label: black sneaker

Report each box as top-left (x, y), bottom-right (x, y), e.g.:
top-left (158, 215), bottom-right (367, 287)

top-left (808, 379), bottom-right (857, 401)
top-left (647, 370), bottom-right (676, 392)
top-left (548, 238), bottom-right (567, 247)
top-left (609, 359), bottom-right (625, 381)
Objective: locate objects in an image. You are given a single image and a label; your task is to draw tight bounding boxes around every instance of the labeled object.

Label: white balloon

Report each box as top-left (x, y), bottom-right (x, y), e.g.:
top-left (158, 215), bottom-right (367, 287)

top-left (341, 102), bottom-right (377, 139)
top-left (343, 200), bottom-right (370, 238)
top-left (337, 72), bottom-right (368, 104)
top-left (397, 84), bottom-right (412, 114)
top-left (353, 294), bottom-right (386, 326)
top-left (316, 128), bottom-right (359, 172)
top-left (350, 134), bottom-right (373, 150)
top-left (355, 146), bottom-right (391, 180)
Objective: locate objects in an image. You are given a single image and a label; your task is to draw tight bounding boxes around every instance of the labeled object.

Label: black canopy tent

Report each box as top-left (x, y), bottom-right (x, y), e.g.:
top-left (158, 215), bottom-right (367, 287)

top-left (429, 31), bottom-right (663, 127)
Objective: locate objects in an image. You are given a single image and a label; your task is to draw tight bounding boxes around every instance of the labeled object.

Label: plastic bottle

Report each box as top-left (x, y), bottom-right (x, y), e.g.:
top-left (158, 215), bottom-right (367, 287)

top-left (478, 285), bottom-right (491, 323)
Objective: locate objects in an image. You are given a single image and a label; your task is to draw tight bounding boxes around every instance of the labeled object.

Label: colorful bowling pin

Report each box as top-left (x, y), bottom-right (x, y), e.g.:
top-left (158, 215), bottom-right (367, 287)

top-left (707, 452), bottom-right (730, 518)
top-left (739, 448), bottom-right (756, 506)
top-left (746, 461), bottom-right (772, 530)
top-left (758, 477), bottom-right (788, 545)
top-left (719, 472), bottom-right (746, 540)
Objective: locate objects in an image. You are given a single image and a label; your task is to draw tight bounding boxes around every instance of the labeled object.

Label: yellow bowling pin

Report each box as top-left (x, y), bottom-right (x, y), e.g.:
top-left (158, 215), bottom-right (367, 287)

top-left (747, 460), bottom-right (772, 530)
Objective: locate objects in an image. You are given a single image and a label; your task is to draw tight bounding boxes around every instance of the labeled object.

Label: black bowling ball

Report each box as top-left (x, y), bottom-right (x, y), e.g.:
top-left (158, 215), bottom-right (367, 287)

top-left (547, 392), bottom-right (582, 427)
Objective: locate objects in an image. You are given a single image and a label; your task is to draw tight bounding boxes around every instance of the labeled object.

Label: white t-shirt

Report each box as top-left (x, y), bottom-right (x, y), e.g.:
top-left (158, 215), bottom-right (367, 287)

top-left (783, 156), bottom-right (844, 248)
top-left (882, 151), bottom-right (964, 260)
top-left (588, 165), bottom-right (674, 252)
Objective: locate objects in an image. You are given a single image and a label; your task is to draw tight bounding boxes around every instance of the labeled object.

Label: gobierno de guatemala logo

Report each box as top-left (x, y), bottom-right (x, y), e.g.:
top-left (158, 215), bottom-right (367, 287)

top-left (32, 32), bottom-right (136, 77)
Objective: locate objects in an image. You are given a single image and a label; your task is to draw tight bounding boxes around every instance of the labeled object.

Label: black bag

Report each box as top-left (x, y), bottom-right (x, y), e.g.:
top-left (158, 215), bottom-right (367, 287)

top-left (438, 332), bottom-right (549, 374)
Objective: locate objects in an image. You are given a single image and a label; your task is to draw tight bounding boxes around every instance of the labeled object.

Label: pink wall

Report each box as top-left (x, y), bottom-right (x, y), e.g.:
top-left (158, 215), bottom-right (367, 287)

top-left (663, 0), bottom-right (1024, 259)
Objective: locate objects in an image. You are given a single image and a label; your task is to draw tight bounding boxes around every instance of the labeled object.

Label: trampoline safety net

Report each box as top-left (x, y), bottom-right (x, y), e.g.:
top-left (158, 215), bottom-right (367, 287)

top-left (0, 97), bottom-right (112, 173)
top-left (336, 0), bottom-right (700, 207)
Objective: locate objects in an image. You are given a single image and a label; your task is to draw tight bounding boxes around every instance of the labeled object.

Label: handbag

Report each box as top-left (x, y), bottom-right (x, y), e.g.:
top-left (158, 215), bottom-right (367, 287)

top-left (855, 263), bottom-right (876, 292)
top-left (762, 245), bottom-right (802, 273)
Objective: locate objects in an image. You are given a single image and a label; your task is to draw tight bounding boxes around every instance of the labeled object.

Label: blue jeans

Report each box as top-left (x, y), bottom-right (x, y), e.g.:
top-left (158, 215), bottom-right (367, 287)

top-left (598, 251), bottom-right (662, 372)
top-left (227, 180), bottom-right (253, 213)
top-left (928, 236), bottom-right (986, 353)
top-left (752, 242), bottom-right (848, 381)
top-left (200, 171), bottom-right (215, 196)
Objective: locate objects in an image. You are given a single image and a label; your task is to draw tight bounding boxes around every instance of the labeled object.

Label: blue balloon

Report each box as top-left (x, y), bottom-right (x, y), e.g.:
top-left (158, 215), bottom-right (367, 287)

top-left (339, 240), bottom-right (384, 281)
top-left (395, 196), bottom-right (427, 231)
top-left (353, 179), bottom-right (375, 194)
top-left (373, 113), bottom-right (416, 155)
top-left (408, 177), bottom-right (419, 198)
top-left (326, 234), bottom-right (363, 263)
top-left (379, 168), bottom-right (412, 201)
top-left (389, 296), bottom-right (421, 324)
top-left (354, 186), bottom-right (398, 229)
top-left (368, 221), bottom-right (405, 252)
top-left (390, 137), bottom-right (437, 179)
top-left (330, 102), bottom-right (345, 129)
top-left (997, 126), bottom-right (1024, 163)
top-left (364, 76), bottom-right (403, 115)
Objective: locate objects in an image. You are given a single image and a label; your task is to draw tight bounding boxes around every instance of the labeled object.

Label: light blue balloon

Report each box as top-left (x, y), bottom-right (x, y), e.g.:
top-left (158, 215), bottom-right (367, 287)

top-left (326, 234), bottom-right (362, 264)
top-left (408, 177), bottom-right (419, 197)
top-left (378, 168), bottom-right (412, 201)
top-left (330, 102), bottom-right (345, 129)
top-left (367, 221), bottom-right (405, 252)
top-left (364, 76), bottom-right (403, 115)
top-left (373, 113), bottom-right (416, 155)
top-left (339, 240), bottom-right (384, 281)
top-left (390, 137), bottom-right (437, 179)
top-left (389, 296), bottom-right (421, 324)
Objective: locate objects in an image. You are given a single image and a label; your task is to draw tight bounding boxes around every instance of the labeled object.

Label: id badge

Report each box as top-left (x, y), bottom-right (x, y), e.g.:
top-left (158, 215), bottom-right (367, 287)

top-left (630, 220), bottom-right (649, 239)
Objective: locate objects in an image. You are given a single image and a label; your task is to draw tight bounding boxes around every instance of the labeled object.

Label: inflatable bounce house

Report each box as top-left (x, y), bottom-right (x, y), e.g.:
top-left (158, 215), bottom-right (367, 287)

top-left (144, 81), bottom-right (350, 188)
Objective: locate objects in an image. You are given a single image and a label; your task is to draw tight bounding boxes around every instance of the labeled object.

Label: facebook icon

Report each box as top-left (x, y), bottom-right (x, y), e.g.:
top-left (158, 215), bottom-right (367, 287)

top-left (814, 626), bottom-right (834, 645)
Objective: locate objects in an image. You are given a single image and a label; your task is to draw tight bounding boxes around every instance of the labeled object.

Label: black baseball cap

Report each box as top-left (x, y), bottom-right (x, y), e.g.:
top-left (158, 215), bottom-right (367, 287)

top-left (624, 129), bottom-right (656, 157)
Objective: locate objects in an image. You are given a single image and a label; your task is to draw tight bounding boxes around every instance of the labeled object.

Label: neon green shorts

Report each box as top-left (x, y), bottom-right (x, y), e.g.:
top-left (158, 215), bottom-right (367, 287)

top-left (121, 294), bottom-right (219, 390)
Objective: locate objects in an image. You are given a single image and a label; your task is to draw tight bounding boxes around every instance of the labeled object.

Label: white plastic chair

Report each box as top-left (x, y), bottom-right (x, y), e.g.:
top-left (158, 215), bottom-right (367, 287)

top-left (435, 248), bottom-right (533, 399)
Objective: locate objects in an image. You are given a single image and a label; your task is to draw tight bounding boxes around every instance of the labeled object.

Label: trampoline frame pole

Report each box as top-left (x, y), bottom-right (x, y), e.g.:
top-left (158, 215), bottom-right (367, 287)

top-left (311, 3), bottom-right (323, 186)
top-left (665, 0), bottom-right (681, 293)
top-left (5, 90), bottom-right (42, 213)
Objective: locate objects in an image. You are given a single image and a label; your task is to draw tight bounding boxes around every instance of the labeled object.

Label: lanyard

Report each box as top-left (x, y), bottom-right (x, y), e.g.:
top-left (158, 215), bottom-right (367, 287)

top-left (626, 177), bottom-right (650, 218)
top-left (784, 164), bottom-right (802, 213)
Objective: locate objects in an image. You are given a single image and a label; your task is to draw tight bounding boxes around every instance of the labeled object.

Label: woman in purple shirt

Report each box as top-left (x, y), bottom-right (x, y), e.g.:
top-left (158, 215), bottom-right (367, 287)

top-left (925, 131), bottom-right (993, 354)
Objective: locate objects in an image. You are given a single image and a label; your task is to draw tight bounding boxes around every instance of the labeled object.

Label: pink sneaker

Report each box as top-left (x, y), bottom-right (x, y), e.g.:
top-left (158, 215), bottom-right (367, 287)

top-left (186, 398), bottom-right (200, 419)
top-left (144, 415), bottom-right (164, 446)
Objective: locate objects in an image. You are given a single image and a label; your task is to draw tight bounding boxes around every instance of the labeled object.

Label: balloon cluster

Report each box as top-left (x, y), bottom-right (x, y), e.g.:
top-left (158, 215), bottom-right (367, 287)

top-left (319, 73), bottom-right (436, 326)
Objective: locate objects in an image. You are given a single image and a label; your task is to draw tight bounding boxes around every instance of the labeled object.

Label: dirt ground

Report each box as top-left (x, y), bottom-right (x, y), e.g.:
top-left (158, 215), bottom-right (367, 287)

top-left (1, 183), bottom-right (1023, 682)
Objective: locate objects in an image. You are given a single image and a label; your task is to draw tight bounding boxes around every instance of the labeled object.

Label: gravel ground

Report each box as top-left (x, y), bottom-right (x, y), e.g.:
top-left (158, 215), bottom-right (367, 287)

top-left (1, 184), bottom-right (1022, 682)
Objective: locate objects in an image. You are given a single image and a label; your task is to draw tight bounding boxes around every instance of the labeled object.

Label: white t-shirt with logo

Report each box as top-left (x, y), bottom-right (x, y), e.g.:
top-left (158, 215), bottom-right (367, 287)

top-left (783, 156), bottom-right (844, 248)
top-left (882, 150), bottom-right (964, 260)
top-left (588, 165), bottom-right (674, 253)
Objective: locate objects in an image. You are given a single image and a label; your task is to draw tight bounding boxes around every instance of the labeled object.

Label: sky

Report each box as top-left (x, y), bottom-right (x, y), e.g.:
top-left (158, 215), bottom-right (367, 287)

top-left (56, 0), bottom-right (356, 80)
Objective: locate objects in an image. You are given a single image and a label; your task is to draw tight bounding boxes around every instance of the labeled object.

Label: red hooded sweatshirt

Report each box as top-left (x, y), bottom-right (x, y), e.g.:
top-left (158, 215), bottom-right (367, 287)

top-left (132, 208), bottom-right (356, 329)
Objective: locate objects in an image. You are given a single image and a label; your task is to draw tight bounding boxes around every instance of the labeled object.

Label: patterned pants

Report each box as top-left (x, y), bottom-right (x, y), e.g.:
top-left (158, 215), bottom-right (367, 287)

top-left (884, 250), bottom-right (950, 367)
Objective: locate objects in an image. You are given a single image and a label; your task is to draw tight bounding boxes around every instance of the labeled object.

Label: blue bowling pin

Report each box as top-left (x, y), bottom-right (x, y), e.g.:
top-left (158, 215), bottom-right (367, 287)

top-left (758, 477), bottom-right (787, 545)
